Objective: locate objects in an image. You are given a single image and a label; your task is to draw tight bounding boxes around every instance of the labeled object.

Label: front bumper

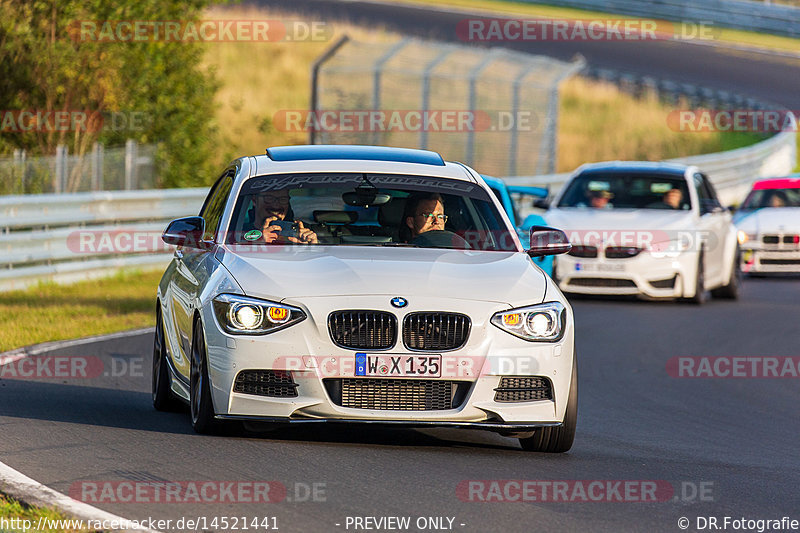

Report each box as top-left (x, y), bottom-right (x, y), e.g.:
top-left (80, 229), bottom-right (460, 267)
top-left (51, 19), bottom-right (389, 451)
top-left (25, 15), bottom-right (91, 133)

top-left (741, 247), bottom-right (800, 273)
top-left (555, 251), bottom-right (693, 299)
top-left (200, 295), bottom-right (575, 428)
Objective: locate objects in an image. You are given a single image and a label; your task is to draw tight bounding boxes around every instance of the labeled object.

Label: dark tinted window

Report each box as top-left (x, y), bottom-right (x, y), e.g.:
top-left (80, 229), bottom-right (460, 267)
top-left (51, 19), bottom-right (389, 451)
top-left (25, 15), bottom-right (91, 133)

top-left (201, 172), bottom-right (234, 241)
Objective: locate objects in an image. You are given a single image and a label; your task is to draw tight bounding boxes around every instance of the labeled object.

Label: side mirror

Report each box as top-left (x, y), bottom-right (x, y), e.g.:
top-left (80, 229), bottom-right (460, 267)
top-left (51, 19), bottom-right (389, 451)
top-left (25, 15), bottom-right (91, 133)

top-left (527, 226), bottom-right (571, 257)
top-left (162, 216), bottom-right (205, 248)
top-left (533, 198), bottom-right (550, 210)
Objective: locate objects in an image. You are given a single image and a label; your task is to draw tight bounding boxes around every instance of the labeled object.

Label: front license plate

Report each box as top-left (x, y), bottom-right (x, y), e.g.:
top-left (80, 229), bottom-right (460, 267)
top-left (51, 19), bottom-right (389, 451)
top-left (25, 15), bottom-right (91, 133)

top-left (575, 262), bottom-right (625, 272)
top-left (355, 353), bottom-right (441, 377)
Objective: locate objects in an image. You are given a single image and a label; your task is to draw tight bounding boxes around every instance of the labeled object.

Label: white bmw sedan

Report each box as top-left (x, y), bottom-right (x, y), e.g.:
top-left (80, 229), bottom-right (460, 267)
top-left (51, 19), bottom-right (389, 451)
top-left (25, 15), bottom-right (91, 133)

top-left (154, 145), bottom-right (576, 452)
top-left (544, 162), bottom-right (740, 303)
top-left (734, 177), bottom-right (800, 274)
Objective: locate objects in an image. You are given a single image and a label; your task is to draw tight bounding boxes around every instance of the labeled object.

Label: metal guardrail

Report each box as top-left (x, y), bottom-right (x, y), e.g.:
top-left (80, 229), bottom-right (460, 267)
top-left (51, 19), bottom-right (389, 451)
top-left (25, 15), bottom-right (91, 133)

top-left (502, 129), bottom-right (798, 206)
top-left (0, 126), bottom-right (796, 291)
top-left (0, 188), bottom-right (206, 291)
top-left (517, 0), bottom-right (800, 38)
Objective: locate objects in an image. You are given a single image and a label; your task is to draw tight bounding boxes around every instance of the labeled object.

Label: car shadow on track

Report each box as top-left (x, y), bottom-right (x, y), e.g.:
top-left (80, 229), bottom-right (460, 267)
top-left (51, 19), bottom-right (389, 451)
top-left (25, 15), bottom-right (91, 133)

top-left (0, 379), bottom-right (194, 435)
top-left (229, 422), bottom-right (521, 451)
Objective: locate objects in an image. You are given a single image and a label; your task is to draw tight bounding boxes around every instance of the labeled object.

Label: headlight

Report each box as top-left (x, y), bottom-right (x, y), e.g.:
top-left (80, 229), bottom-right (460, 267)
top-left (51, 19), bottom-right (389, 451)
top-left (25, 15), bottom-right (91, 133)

top-left (212, 294), bottom-right (305, 335)
top-left (737, 230), bottom-right (747, 245)
top-left (491, 302), bottom-right (566, 342)
top-left (737, 231), bottom-right (757, 245)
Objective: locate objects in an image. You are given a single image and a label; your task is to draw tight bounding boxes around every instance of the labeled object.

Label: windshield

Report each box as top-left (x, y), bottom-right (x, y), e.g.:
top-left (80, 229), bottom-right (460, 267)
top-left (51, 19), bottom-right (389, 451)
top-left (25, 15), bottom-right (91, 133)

top-left (557, 173), bottom-right (691, 210)
top-left (225, 173), bottom-right (516, 251)
top-left (741, 188), bottom-right (800, 209)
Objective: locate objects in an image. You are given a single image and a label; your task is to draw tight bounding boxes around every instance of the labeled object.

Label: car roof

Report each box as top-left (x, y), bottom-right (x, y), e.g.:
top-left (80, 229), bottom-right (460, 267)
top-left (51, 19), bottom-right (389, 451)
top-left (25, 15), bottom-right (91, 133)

top-left (247, 145), bottom-right (476, 182)
top-left (752, 177), bottom-right (800, 190)
top-left (575, 161), bottom-right (691, 176)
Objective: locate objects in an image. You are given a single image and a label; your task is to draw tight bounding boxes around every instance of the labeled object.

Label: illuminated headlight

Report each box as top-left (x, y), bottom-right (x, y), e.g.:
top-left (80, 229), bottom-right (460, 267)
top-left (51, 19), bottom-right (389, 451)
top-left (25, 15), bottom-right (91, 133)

top-left (212, 294), bottom-right (305, 335)
top-left (491, 302), bottom-right (566, 342)
top-left (737, 231), bottom-right (757, 245)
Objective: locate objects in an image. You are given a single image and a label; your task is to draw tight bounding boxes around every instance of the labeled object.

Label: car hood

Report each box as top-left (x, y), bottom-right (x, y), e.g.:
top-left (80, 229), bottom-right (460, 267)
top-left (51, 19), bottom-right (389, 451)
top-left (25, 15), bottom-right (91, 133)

top-left (218, 245), bottom-right (546, 306)
top-left (545, 208), bottom-right (696, 244)
top-left (734, 208), bottom-right (800, 234)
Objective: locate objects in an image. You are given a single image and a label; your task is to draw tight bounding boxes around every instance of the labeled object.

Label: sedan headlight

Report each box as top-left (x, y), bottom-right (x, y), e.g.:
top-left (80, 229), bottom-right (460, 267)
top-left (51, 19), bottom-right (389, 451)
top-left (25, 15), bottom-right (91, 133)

top-left (491, 302), bottom-right (566, 342)
top-left (212, 294), bottom-right (305, 335)
top-left (737, 230), bottom-right (757, 245)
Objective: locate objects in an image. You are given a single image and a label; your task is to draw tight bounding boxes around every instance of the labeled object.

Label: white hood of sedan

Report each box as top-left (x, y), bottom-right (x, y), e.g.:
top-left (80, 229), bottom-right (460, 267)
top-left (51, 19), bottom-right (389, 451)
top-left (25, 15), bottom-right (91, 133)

top-left (545, 208), bottom-right (696, 245)
top-left (218, 246), bottom-right (546, 306)
top-left (734, 208), bottom-right (800, 234)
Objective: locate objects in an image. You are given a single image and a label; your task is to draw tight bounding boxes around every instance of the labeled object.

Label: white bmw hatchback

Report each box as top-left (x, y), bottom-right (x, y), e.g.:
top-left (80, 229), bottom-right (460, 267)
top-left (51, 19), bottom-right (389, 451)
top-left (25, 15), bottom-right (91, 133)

top-left (545, 161), bottom-right (740, 303)
top-left (154, 145), bottom-right (577, 452)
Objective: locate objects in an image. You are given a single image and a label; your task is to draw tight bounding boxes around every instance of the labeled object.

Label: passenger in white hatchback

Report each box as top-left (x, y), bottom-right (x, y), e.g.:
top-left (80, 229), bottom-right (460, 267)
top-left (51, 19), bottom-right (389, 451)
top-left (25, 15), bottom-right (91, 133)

top-left (253, 189), bottom-right (318, 244)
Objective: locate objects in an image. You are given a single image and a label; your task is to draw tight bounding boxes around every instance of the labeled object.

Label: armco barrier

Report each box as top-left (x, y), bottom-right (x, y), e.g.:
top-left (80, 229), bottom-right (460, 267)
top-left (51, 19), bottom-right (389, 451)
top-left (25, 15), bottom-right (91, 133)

top-left (515, 0), bottom-right (800, 38)
top-left (505, 129), bottom-right (797, 207)
top-left (0, 188), bottom-right (207, 291)
top-left (0, 127), bottom-right (796, 291)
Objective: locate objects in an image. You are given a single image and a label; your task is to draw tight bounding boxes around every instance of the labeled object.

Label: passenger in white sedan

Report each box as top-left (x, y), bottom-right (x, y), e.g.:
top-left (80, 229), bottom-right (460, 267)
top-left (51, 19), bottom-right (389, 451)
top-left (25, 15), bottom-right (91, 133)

top-left (254, 189), bottom-right (318, 244)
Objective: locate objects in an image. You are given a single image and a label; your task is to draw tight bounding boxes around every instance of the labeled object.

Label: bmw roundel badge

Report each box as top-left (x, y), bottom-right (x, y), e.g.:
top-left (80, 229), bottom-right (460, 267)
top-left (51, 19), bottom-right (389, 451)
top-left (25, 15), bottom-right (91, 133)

top-left (391, 297), bottom-right (408, 308)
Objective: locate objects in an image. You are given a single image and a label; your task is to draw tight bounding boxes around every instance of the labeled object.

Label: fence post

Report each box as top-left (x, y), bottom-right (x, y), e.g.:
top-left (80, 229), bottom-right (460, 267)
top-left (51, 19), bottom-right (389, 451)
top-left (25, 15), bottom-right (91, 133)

top-left (91, 142), bottom-right (104, 191)
top-left (13, 149), bottom-right (26, 194)
top-left (55, 145), bottom-right (68, 193)
top-left (509, 62), bottom-right (536, 177)
top-left (419, 47), bottom-right (453, 150)
top-left (309, 35), bottom-right (350, 145)
top-left (371, 39), bottom-right (410, 145)
top-left (465, 50), bottom-right (501, 167)
top-left (125, 139), bottom-right (137, 190)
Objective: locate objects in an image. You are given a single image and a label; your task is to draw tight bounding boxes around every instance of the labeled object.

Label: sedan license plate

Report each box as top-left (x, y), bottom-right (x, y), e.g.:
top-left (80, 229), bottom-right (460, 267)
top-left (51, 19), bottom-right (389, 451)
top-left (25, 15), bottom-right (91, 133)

top-left (355, 353), bottom-right (441, 377)
top-left (575, 262), bottom-right (625, 272)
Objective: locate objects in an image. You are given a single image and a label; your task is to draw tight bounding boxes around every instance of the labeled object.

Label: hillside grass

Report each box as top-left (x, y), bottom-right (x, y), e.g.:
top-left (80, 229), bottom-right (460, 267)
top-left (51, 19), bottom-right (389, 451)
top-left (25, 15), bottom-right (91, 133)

top-left (202, 6), bottom-right (765, 173)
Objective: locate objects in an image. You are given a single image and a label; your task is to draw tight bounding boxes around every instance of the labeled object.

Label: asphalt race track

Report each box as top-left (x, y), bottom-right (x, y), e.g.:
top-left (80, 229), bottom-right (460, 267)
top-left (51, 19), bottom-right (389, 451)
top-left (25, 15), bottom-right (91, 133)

top-left (1, 278), bottom-right (798, 532)
top-left (253, 0), bottom-right (800, 108)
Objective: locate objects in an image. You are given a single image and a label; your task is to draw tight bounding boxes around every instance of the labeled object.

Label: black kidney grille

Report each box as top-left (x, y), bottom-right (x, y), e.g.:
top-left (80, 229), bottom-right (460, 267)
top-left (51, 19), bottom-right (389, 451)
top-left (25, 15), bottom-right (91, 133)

top-left (338, 378), bottom-right (454, 410)
top-left (403, 313), bottom-right (470, 351)
top-left (328, 311), bottom-right (397, 350)
top-left (233, 370), bottom-right (298, 398)
top-left (605, 246), bottom-right (642, 259)
top-left (494, 376), bottom-right (553, 402)
top-left (569, 245), bottom-right (598, 258)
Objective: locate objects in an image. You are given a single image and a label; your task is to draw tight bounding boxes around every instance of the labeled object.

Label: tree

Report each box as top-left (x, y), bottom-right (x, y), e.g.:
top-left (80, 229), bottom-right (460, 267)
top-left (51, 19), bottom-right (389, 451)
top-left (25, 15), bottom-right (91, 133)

top-left (0, 0), bottom-right (222, 189)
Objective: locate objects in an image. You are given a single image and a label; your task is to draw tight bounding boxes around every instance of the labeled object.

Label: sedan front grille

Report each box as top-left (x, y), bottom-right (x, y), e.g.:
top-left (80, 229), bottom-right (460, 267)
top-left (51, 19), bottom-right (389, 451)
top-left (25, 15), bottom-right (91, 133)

top-left (324, 378), bottom-right (469, 411)
top-left (402, 312), bottom-right (470, 351)
top-left (328, 311), bottom-right (397, 350)
top-left (569, 245), bottom-right (598, 258)
top-left (494, 376), bottom-right (553, 402)
top-left (569, 277), bottom-right (636, 288)
top-left (605, 246), bottom-right (642, 259)
top-left (233, 370), bottom-right (298, 397)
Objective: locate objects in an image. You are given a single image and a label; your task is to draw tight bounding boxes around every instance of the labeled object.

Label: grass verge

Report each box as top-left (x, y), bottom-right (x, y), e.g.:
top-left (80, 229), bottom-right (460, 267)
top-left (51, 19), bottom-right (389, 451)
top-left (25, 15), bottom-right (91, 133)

top-left (0, 492), bottom-right (94, 533)
top-left (0, 269), bottom-right (161, 353)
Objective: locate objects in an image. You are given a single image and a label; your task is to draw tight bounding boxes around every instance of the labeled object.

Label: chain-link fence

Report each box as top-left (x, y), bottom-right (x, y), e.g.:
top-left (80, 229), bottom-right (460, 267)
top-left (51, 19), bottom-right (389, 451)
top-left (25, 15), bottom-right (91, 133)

top-left (311, 37), bottom-right (584, 177)
top-left (0, 140), bottom-right (157, 195)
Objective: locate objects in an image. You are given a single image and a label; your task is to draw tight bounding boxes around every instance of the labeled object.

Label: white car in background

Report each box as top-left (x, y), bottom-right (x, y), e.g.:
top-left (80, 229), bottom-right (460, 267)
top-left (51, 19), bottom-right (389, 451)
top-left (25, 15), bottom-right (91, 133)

top-left (543, 162), bottom-right (740, 303)
top-left (154, 145), bottom-right (577, 452)
top-left (734, 176), bottom-right (800, 274)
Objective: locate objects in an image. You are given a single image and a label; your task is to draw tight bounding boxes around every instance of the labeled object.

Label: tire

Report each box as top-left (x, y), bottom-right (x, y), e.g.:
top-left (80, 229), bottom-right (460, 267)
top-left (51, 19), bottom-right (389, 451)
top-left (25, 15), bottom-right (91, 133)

top-left (153, 307), bottom-right (181, 411)
top-left (190, 320), bottom-right (220, 434)
top-left (519, 357), bottom-right (577, 453)
top-left (687, 250), bottom-right (708, 305)
top-left (711, 247), bottom-right (741, 300)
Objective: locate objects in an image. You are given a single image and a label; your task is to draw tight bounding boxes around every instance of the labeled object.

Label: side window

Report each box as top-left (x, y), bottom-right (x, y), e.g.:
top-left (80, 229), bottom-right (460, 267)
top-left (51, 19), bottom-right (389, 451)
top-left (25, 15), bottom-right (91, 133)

top-left (702, 175), bottom-right (721, 207)
top-left (694, 172), bottom-right (720, 213)
top-left (200, 171), bottom-right (234, 242)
